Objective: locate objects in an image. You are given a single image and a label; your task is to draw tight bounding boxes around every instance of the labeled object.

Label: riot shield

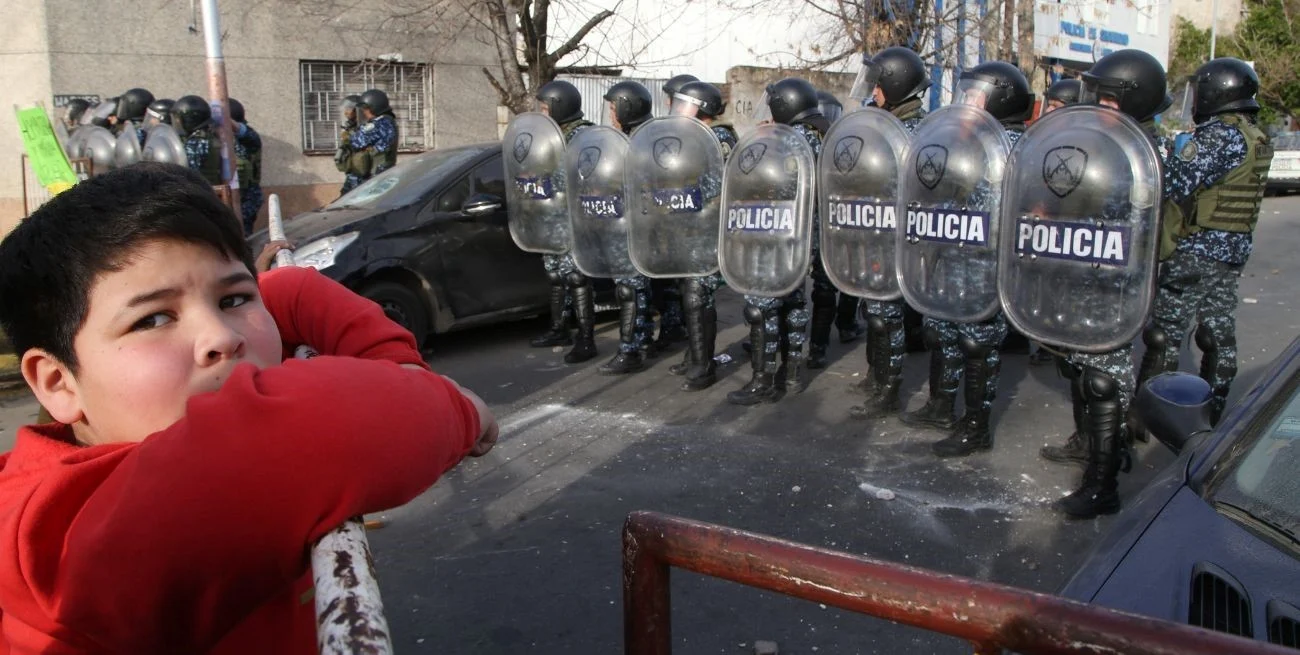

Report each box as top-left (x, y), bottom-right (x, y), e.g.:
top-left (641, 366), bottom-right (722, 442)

top-left (72, 126), bottom-right (118, 176)
top-left (114, 124), bottom-right (142, 168)
top-left (502, 112), bottom-right (571, 254)
top-left (565, 125), bottom-right (636, 278)
top-left (141, 124), bottom-right (187, 166)
top-left (895, 104), bottom-right (1012, 322)
top-left (998, 105), bottom-right (1162, 353)
top-left (817, 108), bottom-right (910, 300)
top-left (626, 116), bottom-right (726, 278)
top-left (719, 123), bottom-right (816, 297)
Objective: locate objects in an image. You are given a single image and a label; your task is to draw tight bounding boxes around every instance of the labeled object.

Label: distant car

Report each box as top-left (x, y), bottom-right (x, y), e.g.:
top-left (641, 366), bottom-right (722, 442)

top-left (1268, 132), bottom-right (1300, 194)
top-left (1061, 335), bottom-right (1300, 648)
top-left (251, 143), bottom-right (610, 346)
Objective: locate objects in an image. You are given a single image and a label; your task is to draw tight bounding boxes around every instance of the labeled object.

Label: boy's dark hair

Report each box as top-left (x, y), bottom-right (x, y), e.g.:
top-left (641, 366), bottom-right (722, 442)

top-left (0, 162), bottom-right (255, 371)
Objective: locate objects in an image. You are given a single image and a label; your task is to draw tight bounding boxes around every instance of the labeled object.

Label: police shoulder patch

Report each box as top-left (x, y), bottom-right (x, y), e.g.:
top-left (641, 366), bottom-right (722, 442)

top-left (1178, 138), bottom-right (1198, 162)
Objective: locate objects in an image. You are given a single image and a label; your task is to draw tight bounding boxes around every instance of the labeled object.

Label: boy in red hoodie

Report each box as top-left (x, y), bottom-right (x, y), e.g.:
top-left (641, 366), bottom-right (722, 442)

top-left (0, 162), bottom-right (498, 653)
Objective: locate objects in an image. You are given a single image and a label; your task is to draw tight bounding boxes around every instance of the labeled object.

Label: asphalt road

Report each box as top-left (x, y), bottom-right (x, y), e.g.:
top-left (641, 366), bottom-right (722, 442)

top-left (0, 196), bottom-right (1294, 654)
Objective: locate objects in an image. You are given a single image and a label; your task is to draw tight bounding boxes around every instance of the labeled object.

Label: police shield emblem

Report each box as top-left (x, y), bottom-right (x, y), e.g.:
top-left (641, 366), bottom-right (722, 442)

top-left (895, 104), bottom-right (1012, 322)
top-left (566, 126), bottom-right (635, 278)
top-left (502, 112), bottom-right (571, 254)
top-left (627, 116), bottom-right (727, 278)
top-left (719, 123), bottom-right (816, 297)
top-left (818, 108), bottom-right (910, 300)
top-left (999, 105), bottom-right (1162, 352)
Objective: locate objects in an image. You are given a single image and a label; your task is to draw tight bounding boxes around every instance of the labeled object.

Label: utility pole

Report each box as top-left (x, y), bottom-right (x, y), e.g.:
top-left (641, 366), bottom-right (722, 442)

top-left (199, 0), bottom-right (242, 223)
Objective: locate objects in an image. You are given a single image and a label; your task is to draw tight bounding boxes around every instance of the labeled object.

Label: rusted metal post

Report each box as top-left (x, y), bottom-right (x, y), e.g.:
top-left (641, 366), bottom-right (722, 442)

top-left (198, 0), bottom-right (242, 223)
top-left (622, 511), bottom-right (1295, 655)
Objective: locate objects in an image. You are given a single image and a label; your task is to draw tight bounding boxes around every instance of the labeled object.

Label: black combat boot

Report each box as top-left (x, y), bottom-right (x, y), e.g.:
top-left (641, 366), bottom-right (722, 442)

top-left (850, 324), bottom-right (877, 396)
top-left (563, 275), bottom-right (598, 363)
top-left (901, 340), bottom-right (958, 430)
top-left (670, 280), bottom-right (699, 377)
top-left (530, 272), bottom-right (573, 347)
top-left (932, 354), bottom-right (996, 457)
top-left (651, 279), bottom-right (687, 352)
top-left (836, 293), bottom-right (865, 343)
top-left (1058, 370), bottom-right (1125, 519)
top-left (682, 306), bottom-right (718, 391)
top-left (599, 283), bottom-right (644, 375)
top-left (806, 287), bottom-right (837, 369)
top-left (1041, 375), bottom-right (1089, 465)
top-left (728, 305), bottom-right (779, 405)
top-left (849, 317), bottom-right (901, 419)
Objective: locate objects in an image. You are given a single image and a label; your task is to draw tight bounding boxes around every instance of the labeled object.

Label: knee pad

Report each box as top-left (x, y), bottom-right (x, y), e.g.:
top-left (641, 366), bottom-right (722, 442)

top-left (923, 325), bottom-right (943, 351)
top-left (565, 271), bottom-right (587, 288)
top-left (616, 283), bottom-right (637, 303)
top-left (1056, 356), bottom-right (1079, 380)
top-left (958, 334), bottom-right (993, 359)
top-left (867, 315), bottom-right (887, 333)
top-left (547, 269), bottom-right (565, 286)
top-left (1195, 323), bottom-right (1234, 352)
top-left (743, 304), bottom-right (765, 325)
top-left (1080, 368), bottom-right (1119, 402)
top-left (1142, 325), bottom-right (1168, 349)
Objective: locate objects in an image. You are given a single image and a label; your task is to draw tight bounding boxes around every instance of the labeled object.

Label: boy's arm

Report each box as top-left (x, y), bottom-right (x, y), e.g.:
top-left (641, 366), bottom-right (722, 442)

top-left (54, 356), bottom-right (482, 652)
top-left (260, 266), bottom-right (427, 368)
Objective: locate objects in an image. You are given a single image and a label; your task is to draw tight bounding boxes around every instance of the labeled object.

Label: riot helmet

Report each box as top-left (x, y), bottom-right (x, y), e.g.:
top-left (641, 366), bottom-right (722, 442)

top-left (144, 99), bottom-right (174, 128)
top-left (228, 98), bottom-right (246, 124)
top-left (603, 81), bottom-right (653, 132)
top-left (339, 94), bottom-right (362, 125)
top-left (955, 61), bottom-right (1033, 124)
top-left (535, 80), bottom-right (584, 123)
top-left (171, 95), bottom-right (212, 136)
top-left (852, 47), bottom-right (930, 109)
top-left (1191, 57), bottom-right (1260, 123)
top-left (1042, 78), bottom-right (1084, 114)
top-left (358, 89), bottom-right (392, 116)
top-left (63, 99), bottom-right (90, 127)
top-left (115, 88), bottom-right (155, 123)
top-left (670, 81), bottom-right (724, 119)
top-left (86, 98), bottom-right (117, 128)
top-left (817, 90), bottom-right (843, 124)
top-left (662, 74), bottom-right (699, 103)
top-left (1081, 49), bottom-right (1168, 122)
top-left (762, 77), bottom-right (820, 125)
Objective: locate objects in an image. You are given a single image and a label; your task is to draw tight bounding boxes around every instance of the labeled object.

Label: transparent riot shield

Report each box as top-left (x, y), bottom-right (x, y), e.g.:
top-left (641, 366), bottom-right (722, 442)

top-left (998, 105), bottom-right (1162, 353)
top-left (626, 116), bottom-right (726, 278)
top-left (142, 124), bottom-right (187, 166)
top-left (817, 108), bottom-right (909, 300)
top-left (114, 124), bottom-right (142, 168)
top-left (565, 125), bottom-right (636, 278)
top-left (895, 104), bottom-right (1012, 322)
top-left (502, 112), bottom-right (572, 254)
top-left (74, 126), bottom-right (118, 176)
top-left (719, 123), bottom-right (816, 297)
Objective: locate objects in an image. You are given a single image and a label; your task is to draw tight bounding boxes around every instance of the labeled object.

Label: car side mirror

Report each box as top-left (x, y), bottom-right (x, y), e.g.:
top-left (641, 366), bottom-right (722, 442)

top-left (1136, 372), bottom-right (1214, 455)
top-left (461, 193), bottom-right (503, 217)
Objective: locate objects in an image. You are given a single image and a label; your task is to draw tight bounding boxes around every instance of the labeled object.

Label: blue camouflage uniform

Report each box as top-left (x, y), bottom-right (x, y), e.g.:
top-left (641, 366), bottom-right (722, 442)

top-left (680, 123), bottom-right (737, 312)
top-left (234, 121), bottom-right (264, 233)
top-left (183, 126), bottom-right (222, 185)
top-left (350, 114), bottom-right (398, 176)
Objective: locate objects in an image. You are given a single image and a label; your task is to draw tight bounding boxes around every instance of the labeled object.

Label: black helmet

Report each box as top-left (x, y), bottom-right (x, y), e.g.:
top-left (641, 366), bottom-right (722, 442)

top-left (358, 89), bottom-right (392, 116)
top-left (115, 88), bottom-right (155, 123)
top-left (1044, 79), bottom-right (1084, 106)
top-left (663, 74), bottom-right (699, 98)
top-left (146, 99), bottom-right (174, 124)
top-left (171, 95), bottom-right (212, 136)
top-left (672, 81), bottom-right (725, 118)
top-left (603, 81), bottom-right (654, 131)
top-left (765, 77), bottom-right (820, 125)
top-left (1082, 49), bottom-right (1168, 122)
top-left (228, 98), bottom-right (246, 124)
top-left (1192, 57), bottom-right (1260, 123)
top-left (816, 90), bottom-right (843, 124)
top-left (535, 80), bottom-right (584, 124)
top-left (957, 61), bottom-right (1033, 123)
top-left (867, 47), bottom-right (931, 107)
top-left (64, 99), bottom-right (90, 125)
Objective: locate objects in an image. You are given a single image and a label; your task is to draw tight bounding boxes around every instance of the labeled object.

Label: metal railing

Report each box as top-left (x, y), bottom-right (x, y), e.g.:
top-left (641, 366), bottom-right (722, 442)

top-left (623, 511), bottom-right (1295, 655)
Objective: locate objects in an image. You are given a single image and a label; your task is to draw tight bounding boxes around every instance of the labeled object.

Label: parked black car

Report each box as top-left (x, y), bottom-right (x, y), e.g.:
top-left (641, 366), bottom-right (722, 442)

top-left (252, 143), bottom-right (609, 346)
top-left (1061, 335), bottom-right (1300, 648)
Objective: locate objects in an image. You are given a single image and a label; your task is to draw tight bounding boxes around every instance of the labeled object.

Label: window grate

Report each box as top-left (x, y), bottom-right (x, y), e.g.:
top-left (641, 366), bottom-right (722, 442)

top-left (299, 60), bottom-right (430, 154)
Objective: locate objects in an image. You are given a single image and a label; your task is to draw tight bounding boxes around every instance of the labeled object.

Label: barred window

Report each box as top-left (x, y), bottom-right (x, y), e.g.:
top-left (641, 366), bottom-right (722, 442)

top-left (299, 60), bottom-right (430, 154)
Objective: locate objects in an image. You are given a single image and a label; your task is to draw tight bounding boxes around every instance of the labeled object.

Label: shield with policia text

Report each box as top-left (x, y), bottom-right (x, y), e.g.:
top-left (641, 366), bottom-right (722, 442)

top-left (503, 112), bottom-right (571, 254)
top-left (997, 104), bottom-right (1162, 353)
top-left (718, 123), bottom-right (816, 297)
top-left (626, 115), bottom-right (727, 278)
top-left (818, 107), bottom-right (910, 300)
top-left (895, 104), bottom-right (1012, 323)
top-left (565, 125), bottom-right (636, 278)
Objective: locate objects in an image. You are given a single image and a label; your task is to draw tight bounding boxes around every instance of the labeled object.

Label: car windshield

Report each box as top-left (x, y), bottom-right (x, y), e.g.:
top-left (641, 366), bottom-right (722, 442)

top-left (1207, 375), bottom-right (1300, 548)
top-left (326, 147), bottom-right (485, 211)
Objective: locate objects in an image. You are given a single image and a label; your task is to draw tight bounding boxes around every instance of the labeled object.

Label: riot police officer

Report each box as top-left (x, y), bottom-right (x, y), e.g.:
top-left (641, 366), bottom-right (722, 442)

top-left (646, 77), bottom-right (697, 350)
top-left (112, 88), bottom-right (155, 144)
top-left (142, 99), bottom-right (174, 130)
top-left (1041, 78), bottom-right (1084, 116)
top-left (228, 98), bottom-right (264, 233)
top-left (599, 81), bottom-right (659, 375)
top-left (336, 95), bottom-right (372, 196)
top-left (848, 46), bottom-right (931, 419)
top-left (530, 80), bottom-right (599, 364)
top-left (817, 90), bottom-right (844, 125)
top-left (813, 88), bottom-right (866, 354)
top-left (662, 74), bottom-right (699, 109)
top-left (171, 95), bottom-right (222, 185)
top-left (1135, 57), bottom-right (1272, 427)
top-left (350, 89), bottom-right (399, 177)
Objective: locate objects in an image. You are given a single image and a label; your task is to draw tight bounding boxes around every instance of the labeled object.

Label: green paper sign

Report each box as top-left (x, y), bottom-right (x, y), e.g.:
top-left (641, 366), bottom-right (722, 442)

top-left (15, 107), bottom-right (78, 193)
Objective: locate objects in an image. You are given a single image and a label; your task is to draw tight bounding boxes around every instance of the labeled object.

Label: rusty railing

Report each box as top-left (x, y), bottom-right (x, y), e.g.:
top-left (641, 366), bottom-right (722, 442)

top-left (623, 511), bottom-right (1294, 655)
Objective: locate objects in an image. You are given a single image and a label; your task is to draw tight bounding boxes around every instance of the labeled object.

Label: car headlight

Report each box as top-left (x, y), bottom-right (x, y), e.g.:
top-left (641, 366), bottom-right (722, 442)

top-left (292, 232), bottom-right (360, 270)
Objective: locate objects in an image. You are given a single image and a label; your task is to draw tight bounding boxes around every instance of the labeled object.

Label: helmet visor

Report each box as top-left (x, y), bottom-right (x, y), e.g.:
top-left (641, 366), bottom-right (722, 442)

top-left (1079, 73), bottom-right (1133, 110)
top-left (83, 101), bottom-right (115, 126)
top-left (142, 108), bottom-right (165, 130)
top-left (670, 93), bottom-right (704, 118)
top-left (602, 99), bottom-right (619, 128)
top-left (751, 91), bottom-right (772, 124)
top-left (1172, 80), bottom-right (1196, 125)
top-left (848, 62), bottom-right (882, 109)
top-left (955, 78), bottom-right (998, 110)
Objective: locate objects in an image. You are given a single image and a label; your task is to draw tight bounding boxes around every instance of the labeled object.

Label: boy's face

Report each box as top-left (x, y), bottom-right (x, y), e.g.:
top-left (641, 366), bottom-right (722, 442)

top-left (27, 239), bottom-right (282, 445)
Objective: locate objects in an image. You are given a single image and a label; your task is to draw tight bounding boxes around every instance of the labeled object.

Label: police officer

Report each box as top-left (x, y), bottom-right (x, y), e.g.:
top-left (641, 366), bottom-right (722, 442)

top-left (228, 98), bottom-right (264, 233)
top-left (728, 77), bottom-right (822, 404)
top-left (1135, 57), bottom-right (1272, 427)
top-left (663, 74), bottom-right (699, 109)
top-left (530, 80), bottom-right (599, 364)
top-left (62, 99), bottom-right (91, 131)
top-left (848, 46), bottom-right (931, 419)
top-left (599, 81), bottom-right (659, 375)
top-left (810, 88), bottom-right (866, 363)
top-left (142, 99), bottom-right (174, 129)
top-left (648, 75), bottom-right (700, 351)
top-left (112, 88), bottom-right (155, 144)
top-left (1053, 49), bottom-right (1173, 519)
top-left (665, 81), bottom-right (737, 390)
top-left (336, 95), bottom-right (372, 196)
top-left (901, 61), bottom-right (1032, 457)
top-left (350, 89), bottom-right (399, 177)
top-left (172, 95), bottom-right (222, 185)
